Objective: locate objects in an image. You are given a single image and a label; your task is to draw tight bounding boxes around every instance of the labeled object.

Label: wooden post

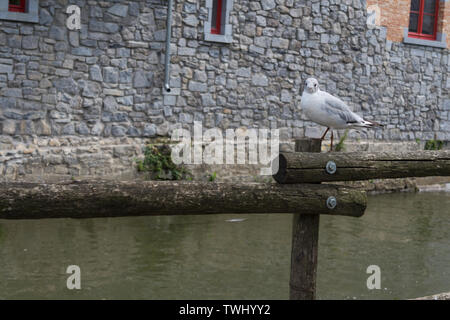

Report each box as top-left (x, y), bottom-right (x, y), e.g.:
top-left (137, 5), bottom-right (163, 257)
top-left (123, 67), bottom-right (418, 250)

top-left (290, 138), bottom-right (322, 300)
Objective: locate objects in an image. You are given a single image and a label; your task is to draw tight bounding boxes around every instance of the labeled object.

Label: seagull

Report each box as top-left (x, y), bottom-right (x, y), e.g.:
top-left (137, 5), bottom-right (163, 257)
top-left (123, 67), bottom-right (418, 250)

top-left (300, 77), bottom-right (383, 151)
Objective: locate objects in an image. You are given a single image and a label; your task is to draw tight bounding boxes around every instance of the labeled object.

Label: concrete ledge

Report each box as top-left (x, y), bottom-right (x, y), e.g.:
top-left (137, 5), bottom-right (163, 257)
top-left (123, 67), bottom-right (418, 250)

top-left (0, 0), bottom-right (39, 23)
top-left (414, 292), bottom-right (450, 300)
top-left (204, 29), bottom-right (233, 44)
top-left (1, 136), bottom-right (449, 189)
top-left (403, 28), bottom-right (447, 49)
top-left (331, 177), bottom-right (450, 195)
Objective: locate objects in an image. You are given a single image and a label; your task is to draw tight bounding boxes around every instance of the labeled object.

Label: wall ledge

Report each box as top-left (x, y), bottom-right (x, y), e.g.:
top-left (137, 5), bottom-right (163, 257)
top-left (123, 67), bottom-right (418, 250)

top-left (0, 0), bottom-right (39, 23)
top-left (403, 28), bottom-right (447, 49)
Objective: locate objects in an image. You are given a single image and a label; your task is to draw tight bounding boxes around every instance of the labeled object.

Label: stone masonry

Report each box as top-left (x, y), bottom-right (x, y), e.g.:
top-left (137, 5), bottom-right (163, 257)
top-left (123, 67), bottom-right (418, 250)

top-left (0, 0), bottom-right (449, 181)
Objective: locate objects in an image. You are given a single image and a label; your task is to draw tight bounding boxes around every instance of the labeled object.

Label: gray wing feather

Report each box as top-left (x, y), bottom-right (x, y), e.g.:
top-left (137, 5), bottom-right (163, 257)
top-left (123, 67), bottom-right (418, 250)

top-left (324, 96), bottom-right (352, 113)
top-left (323, 96), bottom-right (361, 123)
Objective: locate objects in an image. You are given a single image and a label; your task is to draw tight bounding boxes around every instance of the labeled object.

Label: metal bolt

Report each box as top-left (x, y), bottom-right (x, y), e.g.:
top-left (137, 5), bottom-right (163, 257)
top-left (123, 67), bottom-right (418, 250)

top-left (326, 196), bottom-right (337, 209)
top-left (326, 161), bottom-right (337, 174)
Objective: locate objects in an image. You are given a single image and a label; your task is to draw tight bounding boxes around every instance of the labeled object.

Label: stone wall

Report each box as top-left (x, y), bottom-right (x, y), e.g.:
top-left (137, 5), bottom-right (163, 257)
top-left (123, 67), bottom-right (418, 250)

top-left (0, 0), bottom-right (449, 181)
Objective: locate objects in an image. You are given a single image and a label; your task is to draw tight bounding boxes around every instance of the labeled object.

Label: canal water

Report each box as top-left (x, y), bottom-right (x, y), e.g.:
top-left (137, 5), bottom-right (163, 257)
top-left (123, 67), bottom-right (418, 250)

top-left (0, 192), bottom-right (449, 300)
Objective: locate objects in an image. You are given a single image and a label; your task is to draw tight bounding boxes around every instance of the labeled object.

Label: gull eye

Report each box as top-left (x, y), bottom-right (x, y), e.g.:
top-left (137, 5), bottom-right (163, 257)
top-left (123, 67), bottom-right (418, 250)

top-left (314, 84), bottom-right (317, 87)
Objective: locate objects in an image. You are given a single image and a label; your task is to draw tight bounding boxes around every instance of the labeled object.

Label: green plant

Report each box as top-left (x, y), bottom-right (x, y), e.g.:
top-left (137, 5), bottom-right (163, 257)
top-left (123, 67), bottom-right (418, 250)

top-left (335, 129), bottom-right (349, 152)
top-left (136, 144), bottom-right (191, 180)
top-left (208, 172), bottom-right (217, 182)
top-left (424, 139), bottom-right (443, 151)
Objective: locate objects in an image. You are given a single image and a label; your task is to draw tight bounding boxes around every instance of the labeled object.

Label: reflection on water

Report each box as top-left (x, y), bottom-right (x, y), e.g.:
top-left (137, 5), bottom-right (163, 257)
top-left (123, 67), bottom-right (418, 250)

top-left (0, 192), bottom-right (449, 299)
top-left (318, 192), bottom-right (450, 299)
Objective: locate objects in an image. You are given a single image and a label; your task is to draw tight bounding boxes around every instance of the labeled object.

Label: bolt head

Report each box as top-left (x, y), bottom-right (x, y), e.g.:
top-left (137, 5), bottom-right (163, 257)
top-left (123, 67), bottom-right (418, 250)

top-left (326, 161), bottom-right (337, 174)
top-left (326, 196), bottom-right (337, 209)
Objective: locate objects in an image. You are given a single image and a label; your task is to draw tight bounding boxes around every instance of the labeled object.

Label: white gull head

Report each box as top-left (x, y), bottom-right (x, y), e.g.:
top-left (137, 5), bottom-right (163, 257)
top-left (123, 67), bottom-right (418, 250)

top-left (304, 77), bottom-right (320, 94)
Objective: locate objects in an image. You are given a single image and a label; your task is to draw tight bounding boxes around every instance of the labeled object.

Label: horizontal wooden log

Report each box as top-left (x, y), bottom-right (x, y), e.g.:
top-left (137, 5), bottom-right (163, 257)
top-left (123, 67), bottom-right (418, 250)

top-left (0, 181), bottom-right (366, 219)
top-left (273, 150), bottom-right (450, 184)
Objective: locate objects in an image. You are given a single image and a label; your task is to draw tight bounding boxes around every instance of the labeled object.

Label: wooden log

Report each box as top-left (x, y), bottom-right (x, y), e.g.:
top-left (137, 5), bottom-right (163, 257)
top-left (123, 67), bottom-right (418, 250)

top-left (290, 138), bottom-right (321, 301)
top-left (273, 150), bottom-right (450, 184)
top-left (0, 180), bottom-right (367, 219)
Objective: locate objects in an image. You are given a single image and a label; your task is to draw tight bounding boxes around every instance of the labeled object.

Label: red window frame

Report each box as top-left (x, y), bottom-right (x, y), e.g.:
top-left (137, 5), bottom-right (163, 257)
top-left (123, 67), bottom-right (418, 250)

top-left (8, 0), bottom-right (26, 13)
top-left (408, 0), bottom-right (439, 40)
top-left (211, 0), bottom-right (223, 35)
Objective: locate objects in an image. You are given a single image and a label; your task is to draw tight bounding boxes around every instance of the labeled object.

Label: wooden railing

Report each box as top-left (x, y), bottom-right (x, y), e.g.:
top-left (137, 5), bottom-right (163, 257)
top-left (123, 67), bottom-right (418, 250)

top-left (1, 138), bottom-right (449, 299)
top-left (275, 138), bottom-right (450, 299)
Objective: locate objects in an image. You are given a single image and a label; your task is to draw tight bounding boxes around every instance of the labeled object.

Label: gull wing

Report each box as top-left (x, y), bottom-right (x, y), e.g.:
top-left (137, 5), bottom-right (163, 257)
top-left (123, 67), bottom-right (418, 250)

top-left (320, 92), bottom-right (361, 124)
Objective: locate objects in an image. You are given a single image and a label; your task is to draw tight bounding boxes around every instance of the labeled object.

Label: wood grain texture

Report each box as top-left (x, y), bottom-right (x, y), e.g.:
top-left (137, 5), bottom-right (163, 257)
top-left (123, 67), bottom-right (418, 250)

top-left (0, 180), bottom-right (366, 219)
top-left (290, 138), bottom-right (321, 300)
top-left (273, 150), bottom-right (450, 184)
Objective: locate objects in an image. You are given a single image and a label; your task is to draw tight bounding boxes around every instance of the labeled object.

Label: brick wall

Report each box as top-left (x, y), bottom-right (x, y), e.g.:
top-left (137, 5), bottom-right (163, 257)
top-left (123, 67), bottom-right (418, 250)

top-left (367, 0), bottom-right (411, 42)
top-left (439, 0), bottom-right (450, 46)
top-left (367, 0), bottom-right (450, 47)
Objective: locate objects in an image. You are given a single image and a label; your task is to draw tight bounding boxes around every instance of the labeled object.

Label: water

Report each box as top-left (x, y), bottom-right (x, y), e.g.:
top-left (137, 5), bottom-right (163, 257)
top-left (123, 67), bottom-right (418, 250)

top-left (0, 192), bottom-right (449, 300)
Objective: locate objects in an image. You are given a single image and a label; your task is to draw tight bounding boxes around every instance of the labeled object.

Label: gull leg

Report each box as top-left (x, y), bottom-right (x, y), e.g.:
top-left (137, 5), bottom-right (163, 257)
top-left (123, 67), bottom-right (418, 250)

top-left (320, 127), bottom-right (329, 140)
top-left (330, 131), bottom-right (334, 152)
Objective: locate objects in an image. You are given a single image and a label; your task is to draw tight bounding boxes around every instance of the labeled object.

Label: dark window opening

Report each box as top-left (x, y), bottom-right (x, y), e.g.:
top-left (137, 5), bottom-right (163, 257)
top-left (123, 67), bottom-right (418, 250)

top-left (408, 0), bottom-right (439, 40)
top-left (8, 0), bottom-right (26, 13)
top-left (211, 0), bottom-right (223, 35)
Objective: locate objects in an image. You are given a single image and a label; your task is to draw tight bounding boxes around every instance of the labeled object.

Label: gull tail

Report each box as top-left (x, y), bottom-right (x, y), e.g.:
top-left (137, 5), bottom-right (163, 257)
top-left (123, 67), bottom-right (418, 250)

top-left (352, 119), bottom-right (384, 128)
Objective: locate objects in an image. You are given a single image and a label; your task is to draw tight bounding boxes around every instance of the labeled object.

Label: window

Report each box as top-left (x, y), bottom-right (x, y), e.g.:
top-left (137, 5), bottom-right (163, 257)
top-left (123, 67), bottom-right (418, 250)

top-left (8, 0), bottom-right (26, 13)
top-left (0, 0), bottom-right (38, 23)
top-left (211, 0), bottom-right (223, 35)
top-left (204, 0), bottom-right (233, 43)
top-left (408, 0), bottom-right (439, 40)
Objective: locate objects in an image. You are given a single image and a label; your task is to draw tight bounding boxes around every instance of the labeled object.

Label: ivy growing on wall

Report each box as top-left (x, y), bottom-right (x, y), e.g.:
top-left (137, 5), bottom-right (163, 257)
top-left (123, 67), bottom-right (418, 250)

top-left (135, 144), bottom-right (191, 180)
